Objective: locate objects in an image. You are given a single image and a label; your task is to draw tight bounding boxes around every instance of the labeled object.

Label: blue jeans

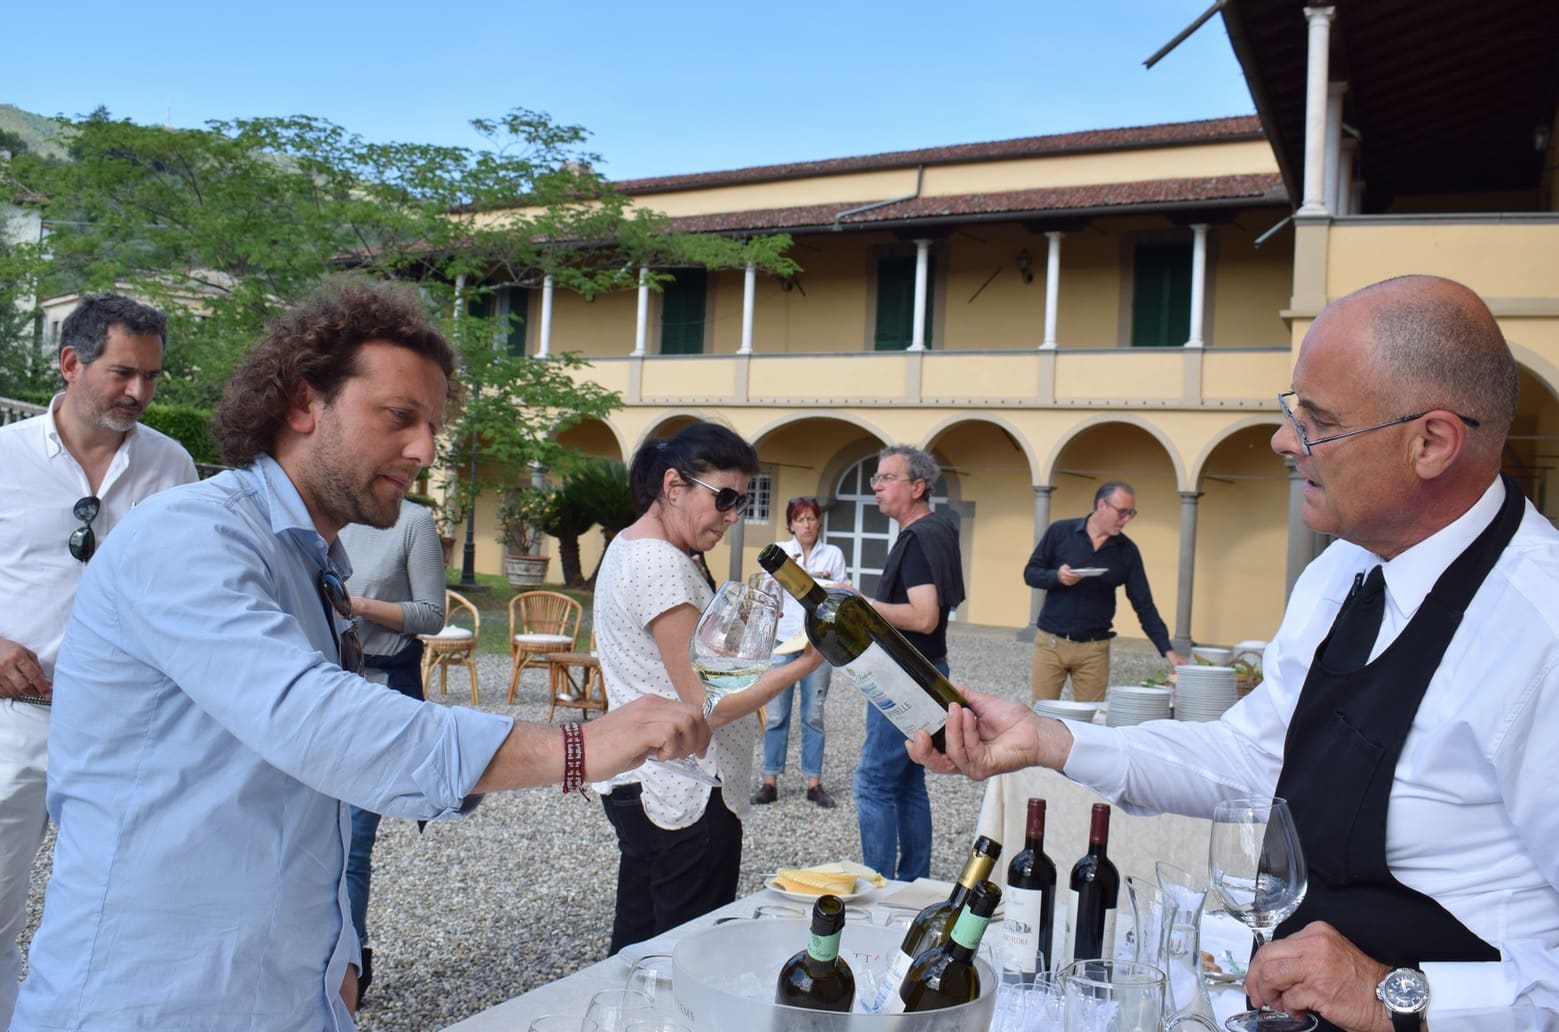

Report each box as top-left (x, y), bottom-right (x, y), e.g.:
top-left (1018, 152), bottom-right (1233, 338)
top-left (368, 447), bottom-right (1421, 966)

top-left (761, 652), bottom-right (829, 780)
top-left (852, 659), bottom-right (947, 881)
top-left (346, 642), bottom-right (424, 948)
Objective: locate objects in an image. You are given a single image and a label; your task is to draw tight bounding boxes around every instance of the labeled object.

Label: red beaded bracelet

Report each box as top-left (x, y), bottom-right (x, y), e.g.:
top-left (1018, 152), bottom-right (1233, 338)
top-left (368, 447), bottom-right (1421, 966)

top-left (561, 721), bottom-right (585, 794)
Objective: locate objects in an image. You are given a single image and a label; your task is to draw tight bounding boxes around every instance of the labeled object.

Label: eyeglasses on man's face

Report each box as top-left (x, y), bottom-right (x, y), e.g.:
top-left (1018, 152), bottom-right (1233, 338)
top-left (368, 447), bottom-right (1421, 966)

top-left (870, 472), bottom-right (920, 488)
top-left (681, 472), bottom-right (748, 514)
top-left (317, 568), bottom-right (365, 675)
top-left (1101, 500), bottom-right (1137, 520)
top-left (1277, 391), bottom-right (1481, 457)
top-left (69, 495), bottom-right (100, 562)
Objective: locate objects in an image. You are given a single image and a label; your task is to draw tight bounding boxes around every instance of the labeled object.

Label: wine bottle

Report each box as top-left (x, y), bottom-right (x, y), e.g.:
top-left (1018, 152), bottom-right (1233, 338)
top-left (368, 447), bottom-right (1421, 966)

top-left (1001, 797), bottom-right (1057, 980)
top-left (1065, 802), bottom-right (1120, 966)
top-left (757, 544), bottom-right (968, 750)
top-left (775, 894), bottom-right (856, 1013)
top-left (871, 834), bottom-right (1001, 1014)
top-left (900, 880), bottom-right (1002, 1013)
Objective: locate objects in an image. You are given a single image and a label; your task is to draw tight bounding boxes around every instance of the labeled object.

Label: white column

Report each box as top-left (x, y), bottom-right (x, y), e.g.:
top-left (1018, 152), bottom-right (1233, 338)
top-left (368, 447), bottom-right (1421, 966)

top-left (1185, 223), bottom-right (1208, 348)
top-left (1323, 83), bottom-right (1347, 216)
top-left (909, 238), bottom-right (930, 351)
top-left (633, 266), bottom-right (649, 356)
top-left (538, 276), bottom-right (554, 357)
top-left (1040, 231), bottom-right (1062, 349)
top-left (739, 261), bottom-right (756, 354)
top-left (1298, 6), bottom-right (1336, 215)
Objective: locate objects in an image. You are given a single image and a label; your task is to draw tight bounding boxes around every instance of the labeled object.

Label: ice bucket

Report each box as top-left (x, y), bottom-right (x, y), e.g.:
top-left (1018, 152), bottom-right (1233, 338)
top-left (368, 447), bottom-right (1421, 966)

top-left (672, 918), bottom-right (996, 1031)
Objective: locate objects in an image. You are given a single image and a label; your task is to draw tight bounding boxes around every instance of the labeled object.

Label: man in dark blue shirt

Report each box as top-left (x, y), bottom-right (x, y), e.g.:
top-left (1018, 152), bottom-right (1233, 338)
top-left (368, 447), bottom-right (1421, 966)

top-left (1023, 481), bottom-right (1184, 701)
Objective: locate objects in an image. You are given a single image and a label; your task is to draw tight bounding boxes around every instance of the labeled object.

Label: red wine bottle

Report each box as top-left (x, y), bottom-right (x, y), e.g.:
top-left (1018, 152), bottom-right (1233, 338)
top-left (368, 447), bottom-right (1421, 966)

top-left (1065, 803), bottom-right (1119, 965)
top-left (1002, 797), bottom-right (1057, 978)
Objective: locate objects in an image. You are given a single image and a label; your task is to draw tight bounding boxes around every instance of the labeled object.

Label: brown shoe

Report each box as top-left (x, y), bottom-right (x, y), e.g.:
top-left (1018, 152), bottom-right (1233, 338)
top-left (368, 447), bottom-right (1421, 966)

top-left (805, 785), bottom-right (837, 809)
top-left (751, 783), bottom-right (778, 805)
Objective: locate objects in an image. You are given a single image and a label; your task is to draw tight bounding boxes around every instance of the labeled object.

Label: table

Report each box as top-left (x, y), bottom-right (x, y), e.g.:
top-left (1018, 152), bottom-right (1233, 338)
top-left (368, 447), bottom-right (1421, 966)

top-left (442, 876), bottom-right (1250, 1030)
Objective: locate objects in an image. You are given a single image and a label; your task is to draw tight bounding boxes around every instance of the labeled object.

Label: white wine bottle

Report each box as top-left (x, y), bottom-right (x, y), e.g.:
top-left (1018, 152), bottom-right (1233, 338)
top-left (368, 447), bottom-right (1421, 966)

top-left (1065, 802), bottom-right (1120, 966)
top-left (871, 834), bottom-right (1001, 1014)
top-left (775, 894), bottom-right (856, 1013)
top-left (757, 544), bottom-right (968, 750)
top-left (1001, 797), bottom-right (1057, 980)
top-left (899, 881), bottom-right (1001, 1013)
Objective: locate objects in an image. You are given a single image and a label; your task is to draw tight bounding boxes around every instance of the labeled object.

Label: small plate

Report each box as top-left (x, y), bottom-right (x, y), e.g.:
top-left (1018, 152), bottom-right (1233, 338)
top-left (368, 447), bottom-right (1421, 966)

top-left (765, 876), bottom-right (873, 903)
top-left (1071, 567), bottom-right (1108, 577)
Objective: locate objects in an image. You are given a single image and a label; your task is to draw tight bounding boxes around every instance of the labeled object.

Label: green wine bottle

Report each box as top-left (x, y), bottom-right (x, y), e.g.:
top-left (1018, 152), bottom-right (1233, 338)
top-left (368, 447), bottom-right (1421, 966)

top-left (900, 880), bottom-right (1001, 1012)
top-left (871, 834), bottom-right (1001, 1014)
top-left (757, 544), bottom-right (968, 751)
top-left (774, 894), bottom-right (856, 1013)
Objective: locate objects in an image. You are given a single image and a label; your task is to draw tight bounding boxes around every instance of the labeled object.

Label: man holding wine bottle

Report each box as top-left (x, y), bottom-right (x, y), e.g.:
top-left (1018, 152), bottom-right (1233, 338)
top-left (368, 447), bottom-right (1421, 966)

top-left (12, 280), bottom-right (709, 1031)
top-left (910, 276), bottom-right (1559, 1031)
top-left (857, 444), bottom-right (966, 882)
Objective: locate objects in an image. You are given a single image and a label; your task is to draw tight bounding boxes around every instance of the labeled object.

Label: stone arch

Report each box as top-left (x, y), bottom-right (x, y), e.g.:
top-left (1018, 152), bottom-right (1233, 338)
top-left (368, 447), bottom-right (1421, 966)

top-left (1039, 412), bottom-right (1189, 489)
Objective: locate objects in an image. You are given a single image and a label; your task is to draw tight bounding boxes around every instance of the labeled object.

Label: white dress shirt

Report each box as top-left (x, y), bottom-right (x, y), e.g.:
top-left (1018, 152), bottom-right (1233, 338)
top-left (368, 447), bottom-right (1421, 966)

top-left (1064, 478), bottom-right (1559, 1030)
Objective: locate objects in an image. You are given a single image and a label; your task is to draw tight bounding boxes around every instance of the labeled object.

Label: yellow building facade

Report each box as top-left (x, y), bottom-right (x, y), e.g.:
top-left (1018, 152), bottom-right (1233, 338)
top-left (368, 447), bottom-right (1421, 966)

top-left (463, 2), bottom-right (1559, 656)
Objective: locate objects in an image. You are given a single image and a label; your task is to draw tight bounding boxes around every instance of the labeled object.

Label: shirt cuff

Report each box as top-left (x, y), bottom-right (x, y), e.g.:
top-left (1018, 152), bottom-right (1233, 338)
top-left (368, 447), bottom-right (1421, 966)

top-left (1421, 959), bottom-right (1518, 1030)
top-left (412, 709), bottom-right (514, 818)
top-left (1058, 718), bottom-right (1128, 798)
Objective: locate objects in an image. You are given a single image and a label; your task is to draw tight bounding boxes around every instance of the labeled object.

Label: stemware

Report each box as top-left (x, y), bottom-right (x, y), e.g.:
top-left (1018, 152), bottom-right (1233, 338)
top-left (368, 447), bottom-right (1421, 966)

top-left (624, 953), bottom-right (677, 1016)
top-left (650, 580), bottom-right (780, 785)
top-left (1208, 797), bottom-right (1317, 1032)
top-left (581, 987), bottom-right (655, 1032)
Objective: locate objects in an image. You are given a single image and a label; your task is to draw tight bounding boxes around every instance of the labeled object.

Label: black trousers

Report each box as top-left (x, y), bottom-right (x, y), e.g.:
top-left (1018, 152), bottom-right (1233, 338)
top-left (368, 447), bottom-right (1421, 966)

top-left (601, 784), bottom-right (742, 955)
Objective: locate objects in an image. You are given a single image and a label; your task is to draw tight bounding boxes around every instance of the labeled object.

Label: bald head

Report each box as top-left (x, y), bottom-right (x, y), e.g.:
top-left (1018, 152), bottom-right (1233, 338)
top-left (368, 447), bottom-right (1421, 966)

top-left (1341, 276), bottom-right (1516, 460)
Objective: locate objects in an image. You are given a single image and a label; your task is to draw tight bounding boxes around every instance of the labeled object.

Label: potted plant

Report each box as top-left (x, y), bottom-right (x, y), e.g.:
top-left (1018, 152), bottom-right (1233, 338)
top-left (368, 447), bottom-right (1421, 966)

top-left (497, 486), bottom-right (560, 587)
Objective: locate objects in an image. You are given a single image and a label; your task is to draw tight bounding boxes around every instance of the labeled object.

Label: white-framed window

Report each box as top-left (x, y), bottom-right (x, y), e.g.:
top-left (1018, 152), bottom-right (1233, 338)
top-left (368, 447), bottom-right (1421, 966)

top-left (744, 472), bottom-right (773, 525)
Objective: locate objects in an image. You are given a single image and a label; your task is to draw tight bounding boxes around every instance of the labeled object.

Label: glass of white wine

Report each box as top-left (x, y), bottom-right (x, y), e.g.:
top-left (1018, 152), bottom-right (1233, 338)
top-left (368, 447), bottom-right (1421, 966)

top-left (1208, 796), bottom-right (1317, 1032)
top-left (650, 580), bottom-right (779, 785)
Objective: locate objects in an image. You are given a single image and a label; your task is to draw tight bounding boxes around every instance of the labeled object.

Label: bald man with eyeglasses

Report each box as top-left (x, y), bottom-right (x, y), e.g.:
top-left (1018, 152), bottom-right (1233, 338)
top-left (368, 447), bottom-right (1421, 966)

top-left (0, 293), bottom-right (195, 1026)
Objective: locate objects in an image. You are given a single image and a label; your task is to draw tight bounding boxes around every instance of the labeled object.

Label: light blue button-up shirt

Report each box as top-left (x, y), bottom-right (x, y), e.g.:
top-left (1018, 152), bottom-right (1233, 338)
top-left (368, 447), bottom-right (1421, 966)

top-left (15, 456), bottom-right (514, 1031)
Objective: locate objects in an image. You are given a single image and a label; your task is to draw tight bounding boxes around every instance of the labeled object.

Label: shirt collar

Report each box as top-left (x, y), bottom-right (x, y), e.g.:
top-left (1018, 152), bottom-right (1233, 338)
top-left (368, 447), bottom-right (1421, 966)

top-left (1378, 477), bottom-right (1506, 625)
top-left (41, 391), bottom-right (143, 460)
top-left (244, 453), bottom-right (353, 578)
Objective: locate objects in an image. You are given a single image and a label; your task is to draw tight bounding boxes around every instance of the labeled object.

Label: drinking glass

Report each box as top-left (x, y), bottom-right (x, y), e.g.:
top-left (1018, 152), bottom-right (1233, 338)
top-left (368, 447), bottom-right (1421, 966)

top-left (581, 987), bottom-right (655, 1032)
top-left (1208, 797), bottom-right (1317, 1032)
top-left (1123, 874), bottom-right (1166, 965)
top-left (524, 1017), bottom-right (579, 1032)
top-left (621, 1020), bottom-right (692, 1032)
top-left (649, 580), bottom-right (779, 785)
top-left (1060, 959), bottom-right (1216, 1032)
top-left (624, 953), bottom-right (677, 1016)
top-left (1155, 861), bottom-right (1216, 1026)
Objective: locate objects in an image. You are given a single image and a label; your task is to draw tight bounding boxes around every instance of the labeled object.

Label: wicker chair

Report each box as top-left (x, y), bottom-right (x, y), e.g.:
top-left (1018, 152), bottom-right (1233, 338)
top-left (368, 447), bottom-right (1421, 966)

top-left (506, 591), bottom-right (582, 703)
top-left (418, 590), bottom-right (481, 704)
top-left (546, 628), bottom-right (606, 722)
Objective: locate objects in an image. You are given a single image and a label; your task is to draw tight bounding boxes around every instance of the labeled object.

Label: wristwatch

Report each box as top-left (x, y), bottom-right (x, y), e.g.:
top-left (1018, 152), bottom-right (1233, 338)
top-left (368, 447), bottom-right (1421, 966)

top-left (1376, 967), bottom-right (1429, 1032)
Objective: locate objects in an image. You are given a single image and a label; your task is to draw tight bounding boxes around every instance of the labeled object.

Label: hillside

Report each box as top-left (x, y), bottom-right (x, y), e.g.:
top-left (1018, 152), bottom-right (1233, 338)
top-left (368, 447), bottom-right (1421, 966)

top-left (0, 104), bottom-right (72, 158)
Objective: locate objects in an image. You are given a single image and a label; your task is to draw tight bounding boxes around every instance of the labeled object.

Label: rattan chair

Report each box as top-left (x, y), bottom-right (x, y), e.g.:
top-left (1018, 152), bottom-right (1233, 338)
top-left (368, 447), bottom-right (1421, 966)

top-left (506, 591), bottom-right (582, 703)
top-left (418, 590), bottom-right (481, 704)
top-left (546, 628), bottom-right (607, 722)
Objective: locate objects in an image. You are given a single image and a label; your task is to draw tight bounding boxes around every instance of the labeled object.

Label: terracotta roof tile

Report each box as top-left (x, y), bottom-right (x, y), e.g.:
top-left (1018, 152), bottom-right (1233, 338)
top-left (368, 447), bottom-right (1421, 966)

top-left (619, 116), bottom-right (1264, 195)
top-left (662, 173), bottom-right (1287, 234)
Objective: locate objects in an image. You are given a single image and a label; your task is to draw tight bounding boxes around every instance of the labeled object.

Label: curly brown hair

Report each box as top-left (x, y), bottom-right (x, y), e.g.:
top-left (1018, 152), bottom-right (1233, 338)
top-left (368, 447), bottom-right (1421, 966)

top-left (212, 277), bottom-right (458, 467)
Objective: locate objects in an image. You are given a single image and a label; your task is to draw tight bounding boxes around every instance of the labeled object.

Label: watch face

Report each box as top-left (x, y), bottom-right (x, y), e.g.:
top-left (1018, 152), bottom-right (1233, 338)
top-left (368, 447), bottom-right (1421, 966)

top-left (1379, 968), bottom-right (1430, 1012)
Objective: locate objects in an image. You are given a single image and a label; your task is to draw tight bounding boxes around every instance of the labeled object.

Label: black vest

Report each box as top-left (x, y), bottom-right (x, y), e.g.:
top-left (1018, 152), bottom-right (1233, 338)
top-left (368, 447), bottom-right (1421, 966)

top-left (1272, 477), bottom-right (1524, 1031)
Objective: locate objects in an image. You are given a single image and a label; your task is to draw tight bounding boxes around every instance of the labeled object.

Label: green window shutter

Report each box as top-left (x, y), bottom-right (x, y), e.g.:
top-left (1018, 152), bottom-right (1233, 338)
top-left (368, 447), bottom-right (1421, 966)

top-left (660, 268), bottom-right (707, 355)
top-left (1131, 242), bottom-right (1192, 347)
top-left (874, 255), bottom-right (935, 350)
top-left (504, 287), bottom-right (529, 356)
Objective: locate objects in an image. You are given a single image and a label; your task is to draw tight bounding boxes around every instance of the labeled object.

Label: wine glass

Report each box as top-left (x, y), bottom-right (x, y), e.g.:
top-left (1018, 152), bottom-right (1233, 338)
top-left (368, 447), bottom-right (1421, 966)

top-left (624, 953), bottom-right (677, 1016)
top-left (582, 987), bottom-right (655, 1032)
top-left (650, 580), bottom-right (780, 785)
top-left (1208, 797), bottom-right (1317, 1032)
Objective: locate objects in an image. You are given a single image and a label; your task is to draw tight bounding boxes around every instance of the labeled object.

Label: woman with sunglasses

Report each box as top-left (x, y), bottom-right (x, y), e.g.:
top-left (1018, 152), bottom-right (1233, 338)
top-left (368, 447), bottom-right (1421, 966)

top-left (591, 421), bottom-right (824, 954)
top-left (751, 496), bottom-right (847, 809)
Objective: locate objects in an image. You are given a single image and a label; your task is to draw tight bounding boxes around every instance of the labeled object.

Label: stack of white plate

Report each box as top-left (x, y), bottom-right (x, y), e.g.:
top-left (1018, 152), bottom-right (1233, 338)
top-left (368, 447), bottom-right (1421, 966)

top-left (1173, 664), bottom-right (1239, 721)
top-left (1106, 684), bottom-right (1172, 726)
top-left (1032, 699), bottom-right (1105, 724)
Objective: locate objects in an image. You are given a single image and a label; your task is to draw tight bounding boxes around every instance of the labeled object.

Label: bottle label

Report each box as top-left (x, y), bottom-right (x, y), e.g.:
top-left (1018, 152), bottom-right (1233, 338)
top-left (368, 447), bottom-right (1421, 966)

top-left (1001, 886), bottom-right (1043, 977)
top-left (836, 643), bottom-right (948, 738)
top-left (808, 930), bottom-right (841, 963)
top-left (870, 948), bottom-right (915, 1014)
top-left (950, 909), bottom-right (991, 950)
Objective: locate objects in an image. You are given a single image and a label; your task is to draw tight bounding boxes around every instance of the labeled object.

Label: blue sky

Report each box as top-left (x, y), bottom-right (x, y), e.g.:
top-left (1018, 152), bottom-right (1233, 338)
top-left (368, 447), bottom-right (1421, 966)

top-left (5, 1), bottom-right (1254, 181)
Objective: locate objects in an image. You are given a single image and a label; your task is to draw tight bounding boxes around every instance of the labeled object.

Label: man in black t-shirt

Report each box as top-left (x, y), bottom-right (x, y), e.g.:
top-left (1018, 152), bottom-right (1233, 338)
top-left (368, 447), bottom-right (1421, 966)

top-left (855, 445), bottom-right (965, 880)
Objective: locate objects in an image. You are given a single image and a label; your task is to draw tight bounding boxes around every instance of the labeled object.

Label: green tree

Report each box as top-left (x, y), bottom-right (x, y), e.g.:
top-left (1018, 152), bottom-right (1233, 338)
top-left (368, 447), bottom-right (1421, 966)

top-left (543, 459), bottom-right (635, 587)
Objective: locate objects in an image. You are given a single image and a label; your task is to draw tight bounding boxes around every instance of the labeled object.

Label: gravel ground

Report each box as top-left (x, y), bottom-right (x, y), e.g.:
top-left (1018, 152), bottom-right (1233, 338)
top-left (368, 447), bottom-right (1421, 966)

top-left (18, 628), bottom-right (1169, 1031)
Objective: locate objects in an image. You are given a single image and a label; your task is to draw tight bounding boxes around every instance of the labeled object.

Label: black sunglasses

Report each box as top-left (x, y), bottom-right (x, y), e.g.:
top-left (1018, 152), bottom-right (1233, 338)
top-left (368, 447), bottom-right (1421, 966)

top-left (317, 569), bottom-right (365, 675)
top-left (69, 495), bottom-right (100, 563)
top-left (680, 472), bottom-right (749, 514)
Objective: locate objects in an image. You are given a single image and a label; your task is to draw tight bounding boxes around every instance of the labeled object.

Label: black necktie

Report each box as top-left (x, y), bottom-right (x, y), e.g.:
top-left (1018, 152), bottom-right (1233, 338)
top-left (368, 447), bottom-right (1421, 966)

top-left (1322, 565), bottom-right (1386, 672)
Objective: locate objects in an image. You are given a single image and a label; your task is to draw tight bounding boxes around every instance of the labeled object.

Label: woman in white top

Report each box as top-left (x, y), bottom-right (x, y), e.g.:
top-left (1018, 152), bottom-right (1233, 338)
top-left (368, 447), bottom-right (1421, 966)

top-left (751, 496), bottom-right (847, 808)
top-left (592, 421), bottom-right (823, 955)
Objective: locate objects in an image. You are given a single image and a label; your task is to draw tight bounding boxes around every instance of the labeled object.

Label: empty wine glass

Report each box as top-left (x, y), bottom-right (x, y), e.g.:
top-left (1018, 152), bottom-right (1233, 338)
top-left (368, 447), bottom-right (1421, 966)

top-left (1208, 796), bottom-right (1317, 1032)
top-left (624, 953), bottom-right (677, 1016)
top-left (650, 580), bottom-right (779, 785)
top-left (582, 987), bottom-right (655, 1032)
